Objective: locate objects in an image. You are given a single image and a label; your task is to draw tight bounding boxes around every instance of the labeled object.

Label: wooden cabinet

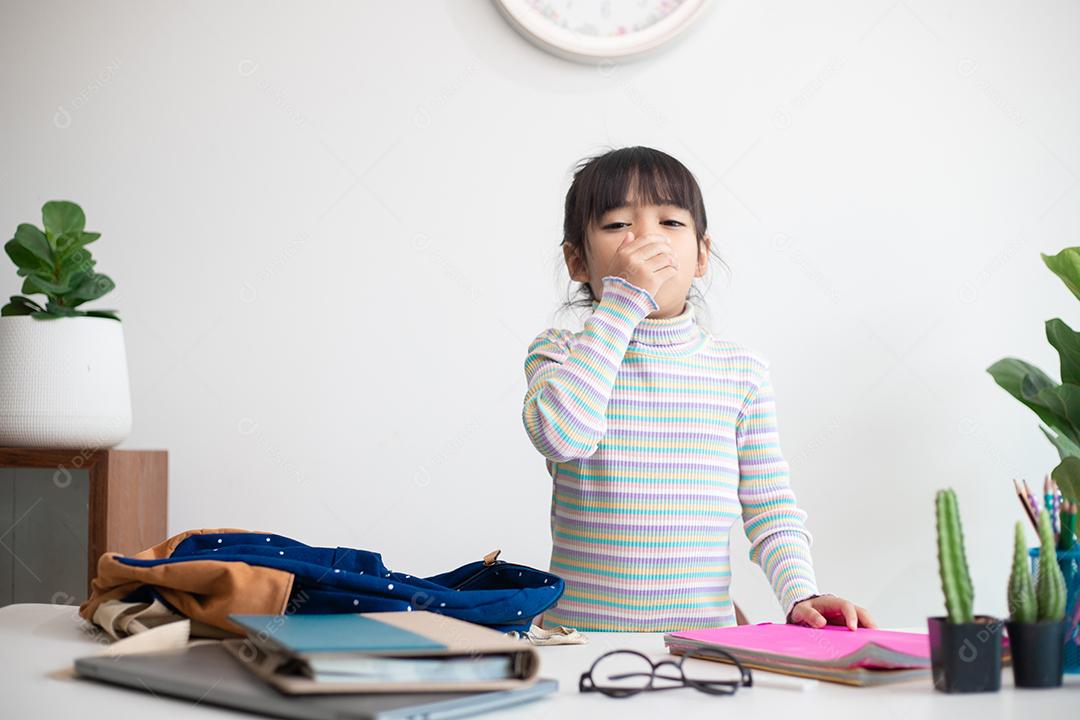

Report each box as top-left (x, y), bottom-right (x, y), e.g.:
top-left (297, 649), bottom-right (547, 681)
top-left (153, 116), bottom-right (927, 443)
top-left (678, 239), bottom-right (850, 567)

top-left (0, 448), bottom-right (167, 604)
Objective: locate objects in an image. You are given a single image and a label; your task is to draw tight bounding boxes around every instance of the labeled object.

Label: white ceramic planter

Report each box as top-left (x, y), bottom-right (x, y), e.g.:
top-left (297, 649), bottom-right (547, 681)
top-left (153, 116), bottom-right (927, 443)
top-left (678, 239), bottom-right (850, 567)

top-left (0, 316), bottom-right (132, 448)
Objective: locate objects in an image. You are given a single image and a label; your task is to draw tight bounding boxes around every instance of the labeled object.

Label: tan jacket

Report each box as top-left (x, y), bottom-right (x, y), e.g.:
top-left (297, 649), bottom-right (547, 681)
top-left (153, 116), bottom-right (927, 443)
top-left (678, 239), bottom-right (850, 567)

top-left (79, 528), bottom-right (294, 635)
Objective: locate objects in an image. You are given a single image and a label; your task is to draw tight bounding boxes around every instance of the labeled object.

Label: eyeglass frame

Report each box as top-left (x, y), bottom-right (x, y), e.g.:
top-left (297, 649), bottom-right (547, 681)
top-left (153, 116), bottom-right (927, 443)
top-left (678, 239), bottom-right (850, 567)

top-left (578, 647), bottom-right (754, 698)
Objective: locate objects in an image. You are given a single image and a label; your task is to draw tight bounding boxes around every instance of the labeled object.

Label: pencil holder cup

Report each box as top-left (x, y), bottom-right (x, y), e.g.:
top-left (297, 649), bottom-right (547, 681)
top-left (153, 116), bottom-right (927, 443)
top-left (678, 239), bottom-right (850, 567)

top-left (1029, 545), bottom-right (1080, 675)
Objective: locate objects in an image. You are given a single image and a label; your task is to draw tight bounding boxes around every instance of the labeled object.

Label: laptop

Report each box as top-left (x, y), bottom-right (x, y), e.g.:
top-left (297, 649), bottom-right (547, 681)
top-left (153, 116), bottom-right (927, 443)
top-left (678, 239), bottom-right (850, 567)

top-left (73, 641), bottom-right (558, 720)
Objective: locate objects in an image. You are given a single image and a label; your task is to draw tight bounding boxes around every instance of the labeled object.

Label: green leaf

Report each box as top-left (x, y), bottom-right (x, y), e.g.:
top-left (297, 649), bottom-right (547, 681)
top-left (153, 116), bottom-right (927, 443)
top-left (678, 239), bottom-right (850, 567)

top-left (988, 358), bottom-right (1063, 429)
top-left (1047, 318), bottom-right (1080, 385)
top-left (12, 223), bottom-right (52, 264)
top-left (1033, 383), bottom-right (1080, 445)
top-left (1, 295), bottom-right (44, 316)
top-left (41, 201), bottom-right (85, 243)
top-left (43, 301), bottom-right (78, 317)
top-left (1043, 249), bottom-right (1080, 303)
top-left (29, 311), bottom-right (63, 320)
top-left (26, 272), bottom-right (74, 295)
top-left (67, 272), bottom-right (114, 304)
top-left (58, 230), bottom-right (101, 253)
top-left (58, 247), bottom-right (95, 277)
top-left (63, 270), bottom-right (86, 291)
top-left (21, 276), bottom-right (43, 295)
top-left (4, 238), bottom-right (48, 274)
top-left (1041, 424), bottom-right (1080, 460)
top-left (84, 309), bottom-right (120, 321)
top-left (1, 302), bottom-right (29, 316)
top-left (1053, 456), bottom-right (1080, 505)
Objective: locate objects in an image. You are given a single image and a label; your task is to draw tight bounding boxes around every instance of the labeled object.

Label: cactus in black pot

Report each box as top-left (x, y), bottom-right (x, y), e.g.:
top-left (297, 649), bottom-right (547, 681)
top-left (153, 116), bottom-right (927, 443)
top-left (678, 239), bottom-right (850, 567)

top-left (1006, 511), bottom-right (1067, 688)
top-left (937, 488), bottom-right (974, 623)
top-left (927, 488), bottom-right (1003, 693)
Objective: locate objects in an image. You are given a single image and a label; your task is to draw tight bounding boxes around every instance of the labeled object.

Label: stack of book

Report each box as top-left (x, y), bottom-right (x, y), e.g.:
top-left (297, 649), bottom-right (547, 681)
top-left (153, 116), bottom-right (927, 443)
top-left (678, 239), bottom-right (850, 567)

top-left (664, 622), bottom-right (935, 686)
top-left (225, 610), bottom-right (541, 694)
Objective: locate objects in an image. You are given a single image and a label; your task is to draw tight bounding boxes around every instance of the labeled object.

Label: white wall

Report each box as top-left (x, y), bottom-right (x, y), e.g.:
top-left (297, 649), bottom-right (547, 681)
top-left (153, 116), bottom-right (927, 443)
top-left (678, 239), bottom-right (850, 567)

top-left (2, 0), bottom-right (1077, 628)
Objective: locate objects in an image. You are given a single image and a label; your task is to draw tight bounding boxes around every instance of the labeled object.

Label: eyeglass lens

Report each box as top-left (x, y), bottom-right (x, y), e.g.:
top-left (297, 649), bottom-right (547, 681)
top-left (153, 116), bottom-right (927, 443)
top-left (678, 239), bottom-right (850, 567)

top-left (588, 651), bottom-right (655, 693)
top-left (679, 650), bottom-right (747, 692)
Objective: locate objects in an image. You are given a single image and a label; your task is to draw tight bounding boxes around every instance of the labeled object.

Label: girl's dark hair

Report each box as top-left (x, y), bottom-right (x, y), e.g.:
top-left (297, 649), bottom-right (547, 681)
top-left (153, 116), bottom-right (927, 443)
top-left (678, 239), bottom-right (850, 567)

top-left (558, 146), bottom-right (727, 321)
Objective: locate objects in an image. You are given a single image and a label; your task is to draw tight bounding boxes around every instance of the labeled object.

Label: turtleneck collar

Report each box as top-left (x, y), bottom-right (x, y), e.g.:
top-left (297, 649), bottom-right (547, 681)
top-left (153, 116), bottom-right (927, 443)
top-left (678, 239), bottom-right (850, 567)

top-left (591, 298), bottom-right (701, 346)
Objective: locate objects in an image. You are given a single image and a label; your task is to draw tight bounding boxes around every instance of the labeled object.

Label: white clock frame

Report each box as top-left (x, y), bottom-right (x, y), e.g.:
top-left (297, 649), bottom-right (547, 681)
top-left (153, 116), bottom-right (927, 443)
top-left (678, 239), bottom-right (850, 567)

top-left (493, 0), bottom-right (715, 64)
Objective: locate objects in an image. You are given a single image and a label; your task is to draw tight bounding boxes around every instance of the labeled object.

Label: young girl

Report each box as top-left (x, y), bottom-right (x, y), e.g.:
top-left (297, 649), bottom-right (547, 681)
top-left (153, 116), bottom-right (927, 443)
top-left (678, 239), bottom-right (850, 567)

top-left (522, 146), bottom-right (876, 633)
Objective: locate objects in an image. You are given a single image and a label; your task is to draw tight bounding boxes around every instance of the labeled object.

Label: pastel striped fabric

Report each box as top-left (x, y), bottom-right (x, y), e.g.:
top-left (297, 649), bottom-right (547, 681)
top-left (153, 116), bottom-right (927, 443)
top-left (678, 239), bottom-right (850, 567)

top-left (521, 275), bottom-right (819, 632)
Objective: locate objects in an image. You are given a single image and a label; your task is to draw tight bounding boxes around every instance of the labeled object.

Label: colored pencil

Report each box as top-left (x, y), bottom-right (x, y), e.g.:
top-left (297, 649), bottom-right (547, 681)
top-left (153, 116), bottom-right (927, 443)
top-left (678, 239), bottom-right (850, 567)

top-left (1015, 479), bottom-right (1040, 531)
top-left (1022, 479), bottom-right (1043, 524)
top-left (1059, 499), bottom-right (1077, 552)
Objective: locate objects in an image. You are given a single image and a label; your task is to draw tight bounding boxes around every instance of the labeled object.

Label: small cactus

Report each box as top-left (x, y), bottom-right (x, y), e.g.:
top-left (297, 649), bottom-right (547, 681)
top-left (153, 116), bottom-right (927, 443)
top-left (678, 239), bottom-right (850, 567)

top-left (1007, 521), bottom-right (1037, 623)
top-left (936, 488), bottom-right (974, 623)
top-left (1035, 509), bottom-right (1067, 622)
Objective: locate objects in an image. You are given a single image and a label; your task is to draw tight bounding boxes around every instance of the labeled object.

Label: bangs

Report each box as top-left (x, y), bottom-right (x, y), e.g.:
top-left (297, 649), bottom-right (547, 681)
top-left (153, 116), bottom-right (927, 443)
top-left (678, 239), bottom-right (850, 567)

top-left (564, 146), bottom-right (707, 246)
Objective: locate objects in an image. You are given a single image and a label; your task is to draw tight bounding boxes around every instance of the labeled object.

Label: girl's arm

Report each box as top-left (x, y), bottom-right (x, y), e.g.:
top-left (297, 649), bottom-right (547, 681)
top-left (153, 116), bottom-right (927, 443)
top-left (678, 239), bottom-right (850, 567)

top-left (736, 359), bottom-right (821, 618)
top-left (522, 275), bottom-right (658, 463)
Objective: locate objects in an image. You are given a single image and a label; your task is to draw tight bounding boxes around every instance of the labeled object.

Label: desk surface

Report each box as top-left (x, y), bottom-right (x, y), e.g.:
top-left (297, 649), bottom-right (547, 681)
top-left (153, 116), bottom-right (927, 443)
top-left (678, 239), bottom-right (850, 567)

top-left (0, 603), bottom-right (1074, 718)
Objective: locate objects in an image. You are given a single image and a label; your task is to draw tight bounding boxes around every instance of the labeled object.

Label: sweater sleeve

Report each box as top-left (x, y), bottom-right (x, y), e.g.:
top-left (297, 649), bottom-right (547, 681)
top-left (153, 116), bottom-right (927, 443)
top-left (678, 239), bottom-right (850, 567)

top-left (522, 275), bottom-right (659, 463)
top-left (736, 358), bottom-right (820, 616)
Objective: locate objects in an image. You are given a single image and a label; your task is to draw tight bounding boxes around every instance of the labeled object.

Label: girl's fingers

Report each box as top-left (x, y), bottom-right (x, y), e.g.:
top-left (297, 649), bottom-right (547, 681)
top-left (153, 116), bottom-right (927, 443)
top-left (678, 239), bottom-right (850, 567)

top-left (791, 597), bottom-right (875, 631)
top-left (841, 603), bottom-right (859, 631)
top-left (633, 241), bottom-right (677, 263)
top-left (822, 599), bottom-right (876, 630)
top-left (791, 604), bottom-right (827, 628)
top-left (855, 605), bottom-right (877, 629)
top-left (644, 251), bottom-right (678, 271)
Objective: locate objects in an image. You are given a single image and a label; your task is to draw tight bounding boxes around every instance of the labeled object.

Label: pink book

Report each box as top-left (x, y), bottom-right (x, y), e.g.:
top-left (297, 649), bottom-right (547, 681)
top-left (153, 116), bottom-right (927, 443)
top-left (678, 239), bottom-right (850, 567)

top-left (664, 622), bottom-right (930, 671)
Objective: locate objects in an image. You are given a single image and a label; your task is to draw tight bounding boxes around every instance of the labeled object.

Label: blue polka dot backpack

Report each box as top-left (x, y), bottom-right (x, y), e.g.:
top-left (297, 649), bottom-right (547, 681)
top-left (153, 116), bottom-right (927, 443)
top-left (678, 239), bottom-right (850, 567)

top-left (79, 529), bottom-right (566, 635)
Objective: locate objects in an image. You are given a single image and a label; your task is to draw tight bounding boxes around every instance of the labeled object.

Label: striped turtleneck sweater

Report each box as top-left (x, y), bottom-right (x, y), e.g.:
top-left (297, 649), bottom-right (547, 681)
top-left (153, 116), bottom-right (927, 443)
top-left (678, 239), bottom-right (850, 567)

top-left (522, 275), bottom-right (820, 632)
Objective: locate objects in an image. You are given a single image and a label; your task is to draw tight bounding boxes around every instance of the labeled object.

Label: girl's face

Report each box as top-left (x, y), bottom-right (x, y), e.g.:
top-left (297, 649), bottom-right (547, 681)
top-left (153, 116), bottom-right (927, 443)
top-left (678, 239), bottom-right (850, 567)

top-left (565, 199), bottom-right (710, 318)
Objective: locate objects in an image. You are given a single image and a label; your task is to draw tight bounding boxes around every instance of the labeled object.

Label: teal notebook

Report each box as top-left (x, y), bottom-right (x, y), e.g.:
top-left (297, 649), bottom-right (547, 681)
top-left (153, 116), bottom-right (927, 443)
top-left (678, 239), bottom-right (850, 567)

top-left (224, 611), bottom-right (541, 694)
top-left (230, 614), bottom-right (446, 654)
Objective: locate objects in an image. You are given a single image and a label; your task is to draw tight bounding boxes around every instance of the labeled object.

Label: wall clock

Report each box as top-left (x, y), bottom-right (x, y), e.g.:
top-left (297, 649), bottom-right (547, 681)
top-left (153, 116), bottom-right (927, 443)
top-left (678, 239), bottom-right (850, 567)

top-left (493, 0), bottom-right (714, 64)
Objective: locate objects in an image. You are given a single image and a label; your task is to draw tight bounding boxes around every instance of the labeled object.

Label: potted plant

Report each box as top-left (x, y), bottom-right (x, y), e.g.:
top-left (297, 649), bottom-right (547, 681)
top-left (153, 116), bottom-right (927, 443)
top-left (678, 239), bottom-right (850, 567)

top-left (1006, 511), bottom-right (1067, 688)
top-left (0, 200), bottom-right (131, 448)
top-left (988, 246), bottom-right (1080, 669)
top-left (927, 488), bottom-right (1003, 693)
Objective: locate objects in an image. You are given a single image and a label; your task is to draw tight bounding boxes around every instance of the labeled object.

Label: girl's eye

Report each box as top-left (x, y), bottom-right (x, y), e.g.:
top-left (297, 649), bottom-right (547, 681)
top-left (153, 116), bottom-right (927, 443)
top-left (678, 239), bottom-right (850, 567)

top-left (602, 222), bottom-right (630, 230)
top-left (662, 220), bottom-right (685, 227)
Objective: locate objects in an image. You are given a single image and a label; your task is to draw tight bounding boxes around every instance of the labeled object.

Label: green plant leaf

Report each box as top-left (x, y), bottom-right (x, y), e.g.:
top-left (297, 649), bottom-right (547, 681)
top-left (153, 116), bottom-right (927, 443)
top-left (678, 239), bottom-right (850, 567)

top-left (1, 295), bottom-right (44, 316)
top-left (0, 302), bottom-right (29, 316)
top-left (63, 231), bottom-right (100, 251)
top-left (43, 301), bottom-right (78, 317)
top-left (41, 201), bottom-right (85, 243)
top-left (988, 358), bottom-right (1063, 429)
top-left (20, 276), bottom-right (43, 295)
top-left (4, 238), bottom-right (48, 274)
top-left (1041, 424), bottom-right (1080, 460)
top-left (58, 248), bottom-right (95, 278)
top-left (29, 311), bottom-right (62, 320)
top-left (26, 272), bottom-right (74, 295)
top-left (1046, 318), bottom-right (1080, 386)
top-left (1053, 456), bottom-right (1080, 505)
top-left (1043, 249), bottom-right (1080, 303)
top-left (84, 309), bottom-right (120, 321)
top-left (68, 272), bottom-right (114, 304)
top-left (12, 223), bottom-right (52, 264)
top-left (1032, 383), bottom-right (1080, 445)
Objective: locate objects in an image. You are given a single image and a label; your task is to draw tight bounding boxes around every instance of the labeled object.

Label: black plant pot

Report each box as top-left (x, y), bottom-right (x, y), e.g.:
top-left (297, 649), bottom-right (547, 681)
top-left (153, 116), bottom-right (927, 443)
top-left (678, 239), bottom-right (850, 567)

top-left (927, 615), bottom-right (1003, 693)
top-left (1005, 619), bottom-right (1065, 688)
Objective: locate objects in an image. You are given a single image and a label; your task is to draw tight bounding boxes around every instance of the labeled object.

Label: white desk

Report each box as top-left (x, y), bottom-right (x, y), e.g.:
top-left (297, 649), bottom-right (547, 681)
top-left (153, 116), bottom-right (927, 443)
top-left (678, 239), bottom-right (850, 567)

top-left (0, 603), bottom-right (1074, 718)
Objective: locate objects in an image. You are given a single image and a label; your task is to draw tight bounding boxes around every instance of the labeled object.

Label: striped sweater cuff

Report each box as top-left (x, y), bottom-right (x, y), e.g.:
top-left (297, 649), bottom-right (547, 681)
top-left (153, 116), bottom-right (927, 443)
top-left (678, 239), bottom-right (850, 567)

top-left (753, 529), bottom-right (820, 615)
top-left (594, 275), bottom-right (659, 330)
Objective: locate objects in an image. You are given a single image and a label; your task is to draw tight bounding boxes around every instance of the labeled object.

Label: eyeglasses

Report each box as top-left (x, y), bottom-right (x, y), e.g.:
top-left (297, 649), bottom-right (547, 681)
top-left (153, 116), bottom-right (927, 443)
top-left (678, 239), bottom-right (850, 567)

top-left (579, 647), bottom-right (753, 698)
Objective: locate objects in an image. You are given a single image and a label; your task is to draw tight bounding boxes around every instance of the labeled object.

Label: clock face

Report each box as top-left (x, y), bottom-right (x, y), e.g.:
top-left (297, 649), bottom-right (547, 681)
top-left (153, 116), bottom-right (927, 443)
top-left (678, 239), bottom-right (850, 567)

top-left (494, 0), bottom-right (713, 63)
